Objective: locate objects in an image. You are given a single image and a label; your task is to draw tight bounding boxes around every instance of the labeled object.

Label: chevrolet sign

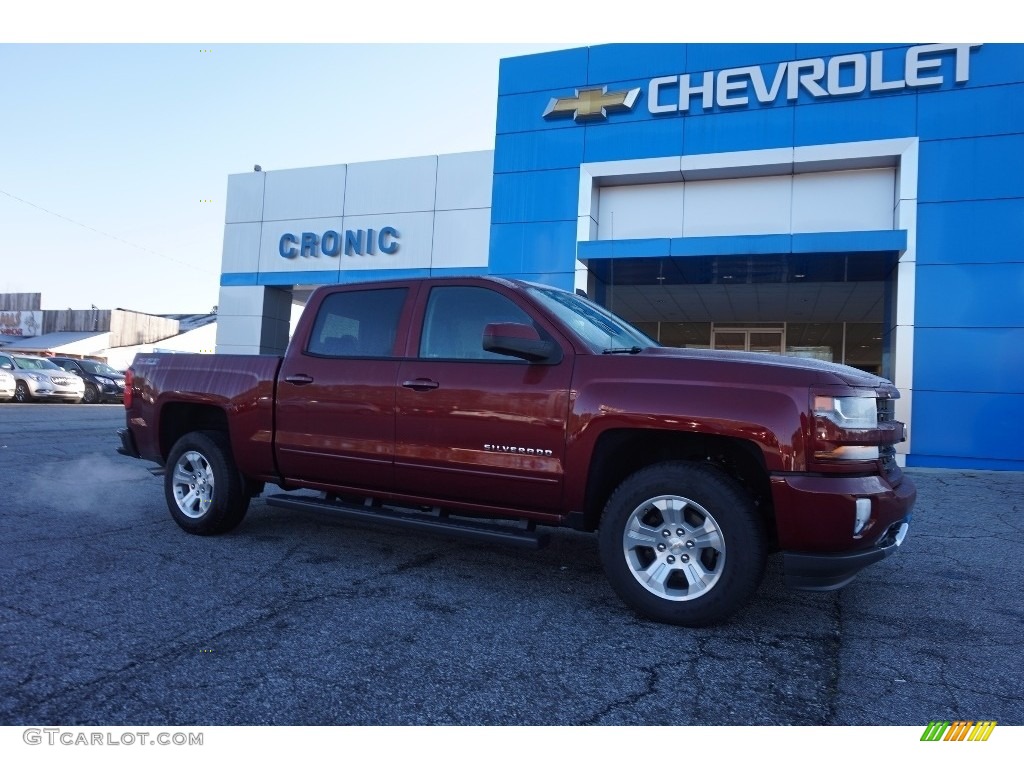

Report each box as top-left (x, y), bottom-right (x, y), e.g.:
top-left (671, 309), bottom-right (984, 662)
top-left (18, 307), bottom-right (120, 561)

top-left (543, 44), bottom-right (980, 121)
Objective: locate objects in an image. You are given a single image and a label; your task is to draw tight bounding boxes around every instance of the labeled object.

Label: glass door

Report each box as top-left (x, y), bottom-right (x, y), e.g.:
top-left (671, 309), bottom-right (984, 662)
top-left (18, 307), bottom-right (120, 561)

top-left (713, 327), bottom-right (784, 355)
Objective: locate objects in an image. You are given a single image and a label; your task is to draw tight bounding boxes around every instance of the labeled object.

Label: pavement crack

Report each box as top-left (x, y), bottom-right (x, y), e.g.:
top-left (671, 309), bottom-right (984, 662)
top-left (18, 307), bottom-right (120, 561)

top-left (390, 552), bottom-right (442, 574)
top-left (822, 593), bottom-right (842, 726)
top-left (1, 602), bottom-right (105, 641)
top-left (578, 664), bottom-right (659, 725)
top-left (5, 519), bottom-right (166, 545)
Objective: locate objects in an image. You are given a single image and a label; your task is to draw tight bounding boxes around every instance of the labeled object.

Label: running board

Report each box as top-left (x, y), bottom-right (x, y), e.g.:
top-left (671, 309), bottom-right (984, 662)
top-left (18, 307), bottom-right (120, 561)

top-left (265, 494), bottom-right (549, 549)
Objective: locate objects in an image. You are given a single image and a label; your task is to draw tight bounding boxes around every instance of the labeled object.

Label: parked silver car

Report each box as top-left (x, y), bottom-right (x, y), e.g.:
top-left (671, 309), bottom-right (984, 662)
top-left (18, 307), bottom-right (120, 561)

top-left (0, 353), bottom-right (85, 403)
top-left (0, 367), bottom-right (15, 401)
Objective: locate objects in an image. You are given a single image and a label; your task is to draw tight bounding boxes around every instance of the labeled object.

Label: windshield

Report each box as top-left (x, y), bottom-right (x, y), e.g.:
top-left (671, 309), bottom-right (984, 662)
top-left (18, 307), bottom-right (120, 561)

top-left (525, 285), bottom-right (657, 352)
top-left (14, 357), bottom-right (62, 370)
top-left (79, 360), bottom-right (120, 376)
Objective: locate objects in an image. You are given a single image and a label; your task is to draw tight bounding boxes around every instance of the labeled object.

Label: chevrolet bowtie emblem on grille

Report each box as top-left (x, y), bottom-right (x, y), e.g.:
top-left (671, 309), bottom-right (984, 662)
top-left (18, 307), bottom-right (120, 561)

top-left (543, 86), bottom-right (641, 121)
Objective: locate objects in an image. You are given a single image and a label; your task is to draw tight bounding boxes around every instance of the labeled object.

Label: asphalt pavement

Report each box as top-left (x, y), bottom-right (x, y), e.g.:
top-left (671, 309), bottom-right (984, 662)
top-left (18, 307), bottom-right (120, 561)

top-left (1, 403), bottom-right (1021, 726)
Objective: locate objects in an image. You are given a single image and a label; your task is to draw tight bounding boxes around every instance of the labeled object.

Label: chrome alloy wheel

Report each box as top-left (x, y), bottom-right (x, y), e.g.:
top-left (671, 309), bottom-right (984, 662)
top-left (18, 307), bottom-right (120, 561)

top-left (622, 494), bottom-right (726, 601)
top-left (171, 450), bottom-right (216, 519)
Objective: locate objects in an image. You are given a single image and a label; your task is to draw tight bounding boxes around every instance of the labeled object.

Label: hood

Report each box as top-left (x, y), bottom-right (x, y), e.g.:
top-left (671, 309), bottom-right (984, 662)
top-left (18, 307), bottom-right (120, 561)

top-left (640, 346), bottom-right (891, 388)
top-left (42, 369), bottom-right (83, 383)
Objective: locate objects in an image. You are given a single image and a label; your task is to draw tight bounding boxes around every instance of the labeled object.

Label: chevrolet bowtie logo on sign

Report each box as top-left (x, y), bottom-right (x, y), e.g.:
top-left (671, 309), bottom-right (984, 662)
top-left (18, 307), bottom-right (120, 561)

top-left (920, 721), bottom-right (997, 742)
top-left (543, 86), bottom-right (640, 121)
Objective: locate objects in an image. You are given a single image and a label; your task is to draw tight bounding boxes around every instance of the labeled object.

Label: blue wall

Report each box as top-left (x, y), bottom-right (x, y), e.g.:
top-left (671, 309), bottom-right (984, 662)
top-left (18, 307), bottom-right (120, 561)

top-left (491, 43), bottom-right (1024, 469)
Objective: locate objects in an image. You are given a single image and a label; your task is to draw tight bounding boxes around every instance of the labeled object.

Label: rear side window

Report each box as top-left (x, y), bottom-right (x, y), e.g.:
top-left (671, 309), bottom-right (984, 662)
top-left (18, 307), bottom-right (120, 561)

top-left (307, 288), bottom-right (407, 358)
top-left (419, 286), bottom-right (536, 361)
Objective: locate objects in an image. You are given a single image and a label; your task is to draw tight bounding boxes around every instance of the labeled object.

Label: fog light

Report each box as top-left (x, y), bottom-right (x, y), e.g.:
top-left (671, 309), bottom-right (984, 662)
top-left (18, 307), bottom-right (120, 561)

top-left (854, 498), bottom-right (871, 535)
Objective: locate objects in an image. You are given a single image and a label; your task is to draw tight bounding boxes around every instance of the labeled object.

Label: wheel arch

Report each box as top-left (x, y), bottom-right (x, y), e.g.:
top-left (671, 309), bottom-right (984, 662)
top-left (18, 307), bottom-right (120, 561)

top-left (159, 403), bottom-right (231, 461)
top-left (579, 429), bottom-right (775, 542)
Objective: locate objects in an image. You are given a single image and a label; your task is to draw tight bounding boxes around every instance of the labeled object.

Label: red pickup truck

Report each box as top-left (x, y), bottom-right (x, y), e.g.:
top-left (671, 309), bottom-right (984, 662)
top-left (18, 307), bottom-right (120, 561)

top-left (117, 276), bottom-right (915, 627)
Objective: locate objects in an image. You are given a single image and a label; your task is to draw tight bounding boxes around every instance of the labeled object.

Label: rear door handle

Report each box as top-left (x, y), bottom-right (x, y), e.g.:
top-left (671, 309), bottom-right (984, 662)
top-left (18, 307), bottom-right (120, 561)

top-left (284, 374), bottom-right (314, 385)
top-left (402, 378), bottom-right (439, 391)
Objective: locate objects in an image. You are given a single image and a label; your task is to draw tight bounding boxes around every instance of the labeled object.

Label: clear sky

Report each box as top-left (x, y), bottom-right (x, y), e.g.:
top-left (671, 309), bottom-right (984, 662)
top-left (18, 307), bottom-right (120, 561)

top-left (0, 2), bottom-right (999, 316)
top-left (0, 42), bottom-right (569, 315)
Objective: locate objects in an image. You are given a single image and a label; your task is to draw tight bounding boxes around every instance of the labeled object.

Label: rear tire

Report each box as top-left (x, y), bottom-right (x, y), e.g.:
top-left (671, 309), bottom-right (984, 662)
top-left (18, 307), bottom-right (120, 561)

top-left (164, 431), bottom-right (250, 535)
top-left (598, 461), bottom-right (766, 627)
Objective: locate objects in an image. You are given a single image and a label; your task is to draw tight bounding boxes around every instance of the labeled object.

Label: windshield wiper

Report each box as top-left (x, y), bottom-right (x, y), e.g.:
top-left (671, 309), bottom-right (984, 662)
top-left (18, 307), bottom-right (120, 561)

top-left (602, 346), bottom-right (643, 355)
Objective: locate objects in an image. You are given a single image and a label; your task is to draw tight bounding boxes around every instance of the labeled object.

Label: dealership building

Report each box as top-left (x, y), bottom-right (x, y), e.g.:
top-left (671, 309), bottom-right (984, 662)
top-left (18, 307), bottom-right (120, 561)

top-left (216, 43), bottom-right (1023, 471)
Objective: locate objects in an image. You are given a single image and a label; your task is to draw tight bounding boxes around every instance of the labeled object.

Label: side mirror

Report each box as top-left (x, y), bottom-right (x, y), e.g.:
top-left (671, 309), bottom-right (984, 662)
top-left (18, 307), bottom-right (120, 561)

top-left (483, 323), bottom-right (561, 363)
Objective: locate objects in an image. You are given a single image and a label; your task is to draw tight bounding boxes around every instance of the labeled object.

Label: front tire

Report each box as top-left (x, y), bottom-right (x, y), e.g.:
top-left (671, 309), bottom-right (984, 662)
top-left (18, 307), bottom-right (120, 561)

top-left (164, 431), bottom-right (250, 535)
top-left (83, 383), bottom-right (99, 404)
top-left (598, 461), bottom-right (766, 627)
top-left (14, 381), bottom-right (32, 403)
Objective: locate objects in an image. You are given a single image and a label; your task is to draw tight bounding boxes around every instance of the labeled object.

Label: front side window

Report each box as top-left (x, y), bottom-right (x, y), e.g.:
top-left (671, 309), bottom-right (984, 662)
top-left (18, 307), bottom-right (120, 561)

top-left (419, 286), bottom-right (536, 361)
top-left (306, 288), bottom-right (407, 358)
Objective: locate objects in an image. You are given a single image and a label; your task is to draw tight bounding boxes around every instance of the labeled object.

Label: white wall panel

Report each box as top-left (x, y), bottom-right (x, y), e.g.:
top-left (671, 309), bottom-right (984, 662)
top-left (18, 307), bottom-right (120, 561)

top-left (575, 260), bottom-right (589, 293)
top-left (895, 199), bottom-right (917, 261)
top-left (225, 172), bottom-right (265, 223)
top-left (791, 168), bottom-right (895, 232)
top-left (221, 223), bottom-right (263, 274)
top-left (257, 217), bottom-right (344, 276)
top-left (340, 211), bottom-right (435, 271)
top-left (595, 169), bottom-right (896, 240)
top-left (216, 343), bottom-right (261, 355)
top-left (435, 151), bottom-right (493, 211)
top-left (217, 285), bottom-right (268, 318)
top-left (597, 183), bottom-right (685, 240)
top-left (344, 155), bottom-right (438, 215)
top-left (262, 165), bottom-right (346, 222)
top-left (683, 176), bottom-right (793, 236)
top-left (430, 209), bottom-right (491, 268)
top-left (214, 314), bottom-right (266, 349)
top-left (577, 215), bottom-right (598, 243)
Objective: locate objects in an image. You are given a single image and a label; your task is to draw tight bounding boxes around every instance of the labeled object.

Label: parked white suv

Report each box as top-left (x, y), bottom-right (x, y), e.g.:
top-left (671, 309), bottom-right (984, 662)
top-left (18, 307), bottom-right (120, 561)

top-left (0, 353), bottom-right (85, 403)
top-left (0, 367), bottom-right (15, 401)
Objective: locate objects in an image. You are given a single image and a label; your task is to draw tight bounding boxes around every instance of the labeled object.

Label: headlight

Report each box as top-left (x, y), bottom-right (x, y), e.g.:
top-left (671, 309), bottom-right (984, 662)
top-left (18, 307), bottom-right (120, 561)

top-left (810, 389), bottom-right (880, 462)
top-left (96, 376), bottom-right (114, 386)
top-left (812, 395), bottom-right (878, 429)
top-left (29, 373), bottom-right (46, 383)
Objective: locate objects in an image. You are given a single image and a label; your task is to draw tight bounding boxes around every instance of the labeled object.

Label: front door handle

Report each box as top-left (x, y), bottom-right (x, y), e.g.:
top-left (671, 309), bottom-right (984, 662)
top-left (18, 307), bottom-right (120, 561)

top-left (284, 374), bottom-right (314, 385)
top-left (402, 378), bottom-right (439, 391)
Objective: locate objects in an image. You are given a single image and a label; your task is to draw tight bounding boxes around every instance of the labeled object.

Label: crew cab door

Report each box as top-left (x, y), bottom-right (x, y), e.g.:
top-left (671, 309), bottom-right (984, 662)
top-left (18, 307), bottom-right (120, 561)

top-left (275, 284), bottom-right (413, 491)
top-left (394, 283), bottom-right (572, 513)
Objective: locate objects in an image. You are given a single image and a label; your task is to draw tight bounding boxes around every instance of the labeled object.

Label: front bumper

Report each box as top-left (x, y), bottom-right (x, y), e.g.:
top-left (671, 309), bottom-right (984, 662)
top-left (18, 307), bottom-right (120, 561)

top-left (29, 385), bottom-right (85, 401)
top-left (783, 519), bottom-right (910, 590)
top-left (771, 470), bottom-right (916, 591)
top-left (100, 385), bottom-right (125, 402)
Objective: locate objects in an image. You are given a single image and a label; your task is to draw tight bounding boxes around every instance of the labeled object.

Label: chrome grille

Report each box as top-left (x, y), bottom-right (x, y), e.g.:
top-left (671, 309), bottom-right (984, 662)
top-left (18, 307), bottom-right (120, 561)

top-left (876, 397), bottom-right (895, 423)
top-left (51, 377), bottom-right (72, 386)
top-left (880, 444), bottom-right (898, 474)
top-left (877, 397), bottom-right (900, 478)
